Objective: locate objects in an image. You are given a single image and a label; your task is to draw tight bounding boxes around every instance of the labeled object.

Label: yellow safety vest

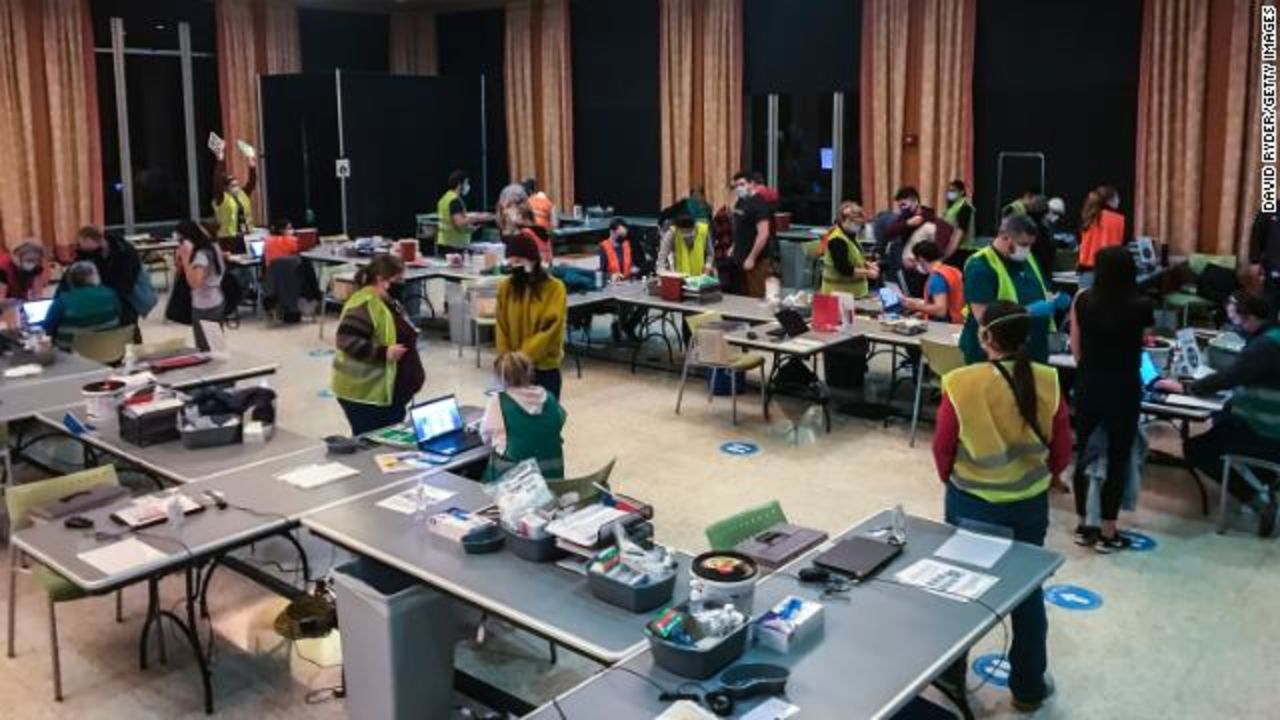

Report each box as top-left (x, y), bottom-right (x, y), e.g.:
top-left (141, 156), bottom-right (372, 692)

top-left (673, 222), bottom-right (709, 275)
top-left (964, 246), bottom-right (1055, 332)
top-left (944, 197), bottom-right (976, 249)
top-left (330, 287), bottom-right (397, 406)
top-left (821, 226), bottom-right (869, 297)
top-left (942, 361), bottom-right (1060, 503)
top-left (213, 188), bottom-right (253, 239)
top-left (437, 189), bottom-right (470, 248)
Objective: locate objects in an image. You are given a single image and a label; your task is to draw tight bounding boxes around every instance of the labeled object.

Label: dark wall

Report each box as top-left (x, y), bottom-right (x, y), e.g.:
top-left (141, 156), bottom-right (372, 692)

top-left (261, 74), bottom-right (342, 234)
top-left (438, 9), bottom-right (507, 210)
top-left (744, 0), bottom-right (859, 95)
top-left (299, 9), bottom-right (389, 74)
top-left (974, 0), bottom-right (1142, 235)
top-left (571, 0), bottom-right (660, 214)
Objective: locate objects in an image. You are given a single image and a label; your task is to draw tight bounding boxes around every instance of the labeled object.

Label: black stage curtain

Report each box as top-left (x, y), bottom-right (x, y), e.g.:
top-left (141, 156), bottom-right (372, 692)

top-left (299, 9), bottom-right (389, 74)
top-left (438, 9), bottom-right (507, 210)
top-left (744, 0), bottom-right (859, 95)
top-left (261, 74), bottom-right (342, 234)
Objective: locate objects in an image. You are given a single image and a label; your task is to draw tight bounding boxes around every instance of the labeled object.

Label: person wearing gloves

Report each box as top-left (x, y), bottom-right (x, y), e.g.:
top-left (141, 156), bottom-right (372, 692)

top-left (819, 201), bottom-right (878, 297)
top-left (0, 240), bottom-right (48, 300)
top-left (481, 351), bottom-right (567, 481)
top-left (497, 230), bottom-right (568, 399)
top-left (960, 214), bottom-right (1067, 364)
top-left (657, 213), bottom-right (715, 276)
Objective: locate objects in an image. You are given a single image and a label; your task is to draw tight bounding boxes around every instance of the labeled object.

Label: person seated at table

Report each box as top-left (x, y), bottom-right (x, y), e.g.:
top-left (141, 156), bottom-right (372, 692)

top-left (264, 218), bottom-right (299, 267)
top-left (657, 213), bottom-right (714, 276)
top-left (481, 351), bottom-right (567, 481)
top-left (902, 240), bottom-right (963, 323)
top-left (46, 261), bottom-right (121, 347)
top-left (523, 177), bottom-right (558, 230)
top-left (496, 181), bottom-right (530, 235)
top-left (0, 240), bottom-right (49, 300)
top-left (497, 230), bottom-right (567, 398)
top-left (933, 301), bottom-right (1070, 713)
top-left (819, 201), bottom-right (878, 298)
top-left (599, 218), bottom-right (641, 281)
top-left (331, 254), bottom-right (425, 435)
top-left (1156, 290), bottom-right (1280, 537)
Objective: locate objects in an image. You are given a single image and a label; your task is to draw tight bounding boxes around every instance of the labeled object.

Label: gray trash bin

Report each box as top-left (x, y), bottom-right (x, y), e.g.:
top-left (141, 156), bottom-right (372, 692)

top-left (332, 558), bottom-right (459, 720)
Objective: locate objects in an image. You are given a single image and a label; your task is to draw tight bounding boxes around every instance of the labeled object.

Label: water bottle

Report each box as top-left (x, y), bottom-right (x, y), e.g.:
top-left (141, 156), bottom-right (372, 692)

top-left (412, 475), bottom-right (432, 523)
top-left (166, 495), bottom-right (185, 532)
top-left (595, 270), bottom-right (604, 289)
top-left (890, 504), bottom-right (908, 546)
top-left (122, 344), bottom-right (138, 374)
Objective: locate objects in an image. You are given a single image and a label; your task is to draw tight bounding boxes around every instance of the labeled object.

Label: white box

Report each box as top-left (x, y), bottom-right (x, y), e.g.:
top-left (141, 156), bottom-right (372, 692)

top-left (754, 595), bottom-right (824, 654)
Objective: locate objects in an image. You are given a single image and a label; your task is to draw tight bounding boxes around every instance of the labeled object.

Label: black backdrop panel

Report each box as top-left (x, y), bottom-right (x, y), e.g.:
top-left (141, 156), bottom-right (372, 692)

top-left (299, 9), bottom-right (390, 74)
top-left (974, 0), bottom-right (1142, 235)
top-left (341, 74), bottom-right (482, 237)
top-left (438, 9), bottom-right (507, 209)
top-left (744, 0), bottom-right (860, 95)
top-left (571, 0), bottom-right (660, 214)
top-left (261, 74), bottom-right (342, 234)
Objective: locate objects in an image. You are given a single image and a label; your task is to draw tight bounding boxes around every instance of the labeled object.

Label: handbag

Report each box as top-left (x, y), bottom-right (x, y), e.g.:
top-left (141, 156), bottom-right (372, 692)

top-left (165, 270), bottom-right (193, 325)
top-left (129, 267), bottom-right (159, 318)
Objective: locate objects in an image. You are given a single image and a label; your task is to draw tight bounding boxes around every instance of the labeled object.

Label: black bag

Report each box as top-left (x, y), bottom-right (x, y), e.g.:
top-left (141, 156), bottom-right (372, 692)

top-left (164, 270), bottom-right (193, 325)
top-left (220, 271), bottom-right (244, 319)
top-left (1196, 263), bottom-right (1239, 306)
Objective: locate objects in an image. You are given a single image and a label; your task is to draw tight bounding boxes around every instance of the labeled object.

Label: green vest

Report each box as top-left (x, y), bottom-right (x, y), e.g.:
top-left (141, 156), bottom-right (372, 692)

top-left (330, 287), bottom-right (397, 406)
top-left (821, 227), bottom-right (869, 297)
top-left (1003, 199), bottom-right (1027, 217)
top-left (673, 222), bottom-right (709, 275)
top-left (944, 196), bottom-right (976, 248)
top-left (966, 246), bottom-right (1055, 332)
top-left (437, 189), bottom-right (470, 248)
top-left (1230, 327), bottom-right (1280, 440)
top-left (213, 188), bottom-right (253, 239)
top-left (483, 391), bottom-right (566, 481)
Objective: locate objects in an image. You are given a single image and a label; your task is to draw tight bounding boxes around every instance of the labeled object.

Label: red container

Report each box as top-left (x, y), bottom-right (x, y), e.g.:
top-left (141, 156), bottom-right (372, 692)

top-left (659, 274), bottom-right (684, 302)
top-left (398, 239), bottom-right (418, 263)
top-left (294, 228), bottom-right (319, 251)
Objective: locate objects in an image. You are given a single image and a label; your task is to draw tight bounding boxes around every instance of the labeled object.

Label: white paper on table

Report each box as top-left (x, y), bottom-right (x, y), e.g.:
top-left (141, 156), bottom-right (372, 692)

top-left (546, 505), bottom-right (628, 547)
top-left (207, 132), bottom-right (224, 154)
top-left (740, 697), bottom-right (801, 720)
top-left (1162, 393), bottom-right (1226, 411)
top-left (3, 363), bottom-right (43, 378)
top-left (276, 462), bottom-right (358, 489)
top-left (78, 537), bottom-right (169, 575)
top-left (655, 699), bottom-right (718, 720)
top-left (376, 483), bottom-right (456, 514)
top-left (934, 529), bottom-right (1012, 569)
top-left (895, 558), bottom-right (998, 601)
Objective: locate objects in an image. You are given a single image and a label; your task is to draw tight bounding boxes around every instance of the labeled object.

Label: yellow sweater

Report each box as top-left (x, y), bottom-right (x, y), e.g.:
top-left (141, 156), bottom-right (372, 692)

top-left (496, 276), bottom-right (567, 370)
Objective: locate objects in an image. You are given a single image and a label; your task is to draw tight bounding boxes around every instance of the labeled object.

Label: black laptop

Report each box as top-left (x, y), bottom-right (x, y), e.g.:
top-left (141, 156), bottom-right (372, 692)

top-left (813, 536), bottom-right (903, 580)
top-left (767, 308), bottom-right (811, 339)
top-left (409, 394), bottom-right (483, 456)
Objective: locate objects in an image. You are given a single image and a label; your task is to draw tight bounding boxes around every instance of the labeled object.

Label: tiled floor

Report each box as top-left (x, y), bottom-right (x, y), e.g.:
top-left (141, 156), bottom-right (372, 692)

top-left (2, 288), bottom-right (1278, 719)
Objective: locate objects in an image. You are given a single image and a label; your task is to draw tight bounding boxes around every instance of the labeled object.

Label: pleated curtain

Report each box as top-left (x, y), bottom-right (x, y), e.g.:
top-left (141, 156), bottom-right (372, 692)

top-left (916, 0), bottom-right (975, 209)
top-left (262, 0), bottom-right (301, 75)
top-left (1209, 0), bottom-right (1261, 257)
top-left (216, 0), bottom-right (262, 223)
top-left (504, 0), bottom-right (575, 208)
top-left (658, 0), bottom-right (742, 213)
top-left (390, 9), bottom-right (438, 76)
top-left (860, 0), bottom-right (911, 211)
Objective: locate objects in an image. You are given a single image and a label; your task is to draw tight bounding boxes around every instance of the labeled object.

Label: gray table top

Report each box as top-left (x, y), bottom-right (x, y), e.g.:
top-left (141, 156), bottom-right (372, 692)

top-left (145, 352), bottom-right (279, 390)
top-left (1, 352), bottom-right (111, 422)
top-left (853, 316), bottom-right (963, 349)
top-left (529, 511), bottom-right (1063, 720)
top-left (609, 283), bottom-right (777, 324)
top-left (304, 478), bottom-right (693, 663)
top-left (724, 323), bottom-right (862, 358)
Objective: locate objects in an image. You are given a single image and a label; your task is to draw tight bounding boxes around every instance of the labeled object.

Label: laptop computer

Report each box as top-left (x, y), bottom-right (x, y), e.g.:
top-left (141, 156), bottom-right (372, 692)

top-left (878, 285), bottom-right (904, 316)
top-left (21, 299), bottom-right (53, 330)
top-left (767, 308), bottom-right (811, 339)
top-left (409, 394), bottom-right (483, 456)
top-left (813, 535), bottom-right (903, 580)
top-left (247, 238), bottom-right (266, 259)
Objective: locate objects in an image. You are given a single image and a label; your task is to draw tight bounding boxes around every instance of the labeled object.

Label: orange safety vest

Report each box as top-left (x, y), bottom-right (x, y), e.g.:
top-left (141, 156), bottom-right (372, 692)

top-left (599, 239), bottom-right (633, 276)
top-left (1078, 209), bottom-right (1125, 269)
top-left (928, 264), bottom-right (966, 324)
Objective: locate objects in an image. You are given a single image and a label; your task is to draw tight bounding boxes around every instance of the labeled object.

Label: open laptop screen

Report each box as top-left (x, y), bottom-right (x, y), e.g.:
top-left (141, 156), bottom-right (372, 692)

top-left (22, 299), bottom-right (53, 328)
top-left (1139, 351), bottom-right (1161, 388)
top-left (410, 395), bottom-right (463, 443)
top-left (248, 238), bottom-right (266, 258)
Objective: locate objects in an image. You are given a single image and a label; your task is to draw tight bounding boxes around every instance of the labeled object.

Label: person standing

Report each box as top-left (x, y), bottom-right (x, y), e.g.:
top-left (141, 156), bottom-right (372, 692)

top-left (819, 201), bottom-right (878, 297)
top-left (1156, 291), bottom-right (1280, 536)
top-left (175, 220), bottom-right (226, 351)
top-left (1248, 210), bottom-right (1280, 317)
top-left (331, 254), bottom-right (425, 435)
top-left (210, 146), bottom-right (257, 245)
top-left (496, 181), bottom-right (531, 235)
top-left (481, 351), bottom-right (568, 481)
top-left (960, 214), bottom-right (1064, 364)
top-left (942, 179), bottom-right (976, 256)
top-left (657, 213), bottom-right (714, 276)
top-left (0, 241), bottom-right (48, 300)
top-left (1077, 185), bottom-right (1126, 283)
top-left (497, 230), bottom-right (567, 398)
top-left (1068, 246), bottom-right (1154, 551)
top-left (730, 171), bottom-right (777, 298)
top-left (933, 301), bottom-right (1070, 713)
top-left (73, 226), bottom-right (143, 328)
top-left (882, 186), bottom-right (955, 297)
top-left (1002, 187), bottom-right (1040, 218)
top-left (902, 240), bottom-right (965, 323)
top-left (524, 177), bottom-right (559, 230)
top-left (437, 170), bottom-right (478, 252)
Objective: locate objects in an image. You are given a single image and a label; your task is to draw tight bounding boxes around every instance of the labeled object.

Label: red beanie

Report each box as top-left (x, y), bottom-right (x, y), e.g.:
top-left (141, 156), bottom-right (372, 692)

top-left (505, 229), bottom-right (541, 263)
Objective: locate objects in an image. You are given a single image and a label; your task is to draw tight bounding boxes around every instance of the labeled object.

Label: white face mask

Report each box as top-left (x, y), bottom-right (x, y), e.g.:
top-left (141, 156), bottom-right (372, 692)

top-left (1108, 196), bottom-right (1119, 209)
top-left (1009, 244), bottom-right (1032, 262)
top-left (734, 185), bottom-right (750, 199)
top-left (460, 182), bottom-right (471, 197)
top-left (19, 259), bottom-right (38, 272)
top-left (945, 191), bottom-right (959, 203)
top-left (841, 222), bottom-right (863, 236)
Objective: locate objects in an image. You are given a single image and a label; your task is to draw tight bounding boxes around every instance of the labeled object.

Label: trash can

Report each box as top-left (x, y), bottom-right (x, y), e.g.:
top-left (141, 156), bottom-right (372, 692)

top-left (331, 558), bottom-right (460, 720)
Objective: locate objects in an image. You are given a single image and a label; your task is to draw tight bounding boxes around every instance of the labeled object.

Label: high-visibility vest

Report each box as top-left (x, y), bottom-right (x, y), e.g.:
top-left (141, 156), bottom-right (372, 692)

top-left (944, 196), bottom-right (976, 248)
top-left (1003, 199), bottom-right (1027, 217)
top-left (330, 287), bottom-right (397, 406)
top-left (942, 360), bottom-right (1060, 503)
top-left (821, 227), bottom-right (869, 297)
top-left (1230, 327), bottom-right (1280, 440)
top-left (673, 222), bottom-right (709, 275)
top-left (963, 246), bottom-right (1055, 332)
top-left (213, 187), bottom-right (253, 239)
top-left (599, 239), bottom-right (633, 276)
top-left (927, 264), bottom-right (966, 324)
top-left (437, 190), bottom-right (471, 248)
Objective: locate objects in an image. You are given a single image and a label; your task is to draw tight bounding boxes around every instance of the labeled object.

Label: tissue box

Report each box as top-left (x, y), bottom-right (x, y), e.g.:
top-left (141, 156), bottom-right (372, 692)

top-left (755, 595), bottom-right (823, 654)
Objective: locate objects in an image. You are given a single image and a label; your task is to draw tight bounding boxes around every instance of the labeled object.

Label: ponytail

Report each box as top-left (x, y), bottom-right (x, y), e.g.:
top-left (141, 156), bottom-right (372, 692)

top-left (355, 254), bottom-right (404, 288)
top-left (1011, 349), bottom-right (1041, 440)
top-left (981, 301), bottom-right (1046, 443)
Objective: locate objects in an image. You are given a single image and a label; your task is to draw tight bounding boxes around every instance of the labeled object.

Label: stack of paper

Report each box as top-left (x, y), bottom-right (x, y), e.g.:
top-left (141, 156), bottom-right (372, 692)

top-left (276, 462), bottom-right (358, 489)
top-left (79, 537), bottom-right (169, 575)
top-left (895, 558), bottom-right (998, 601)
top-left (375, 483), bottom-right (456, 514)
top-left (933, 529), bottom-right (1012, 569)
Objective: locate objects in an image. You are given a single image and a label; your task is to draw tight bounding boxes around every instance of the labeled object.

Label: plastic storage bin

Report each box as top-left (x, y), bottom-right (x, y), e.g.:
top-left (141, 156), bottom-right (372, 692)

top-left (179, 415), bottom-right (242, 449)
top-left (331, 558), bottom-right (460, 720)
top-left (588, 570), bottom-right (675, 613)
top-left (502, 527), bottom-right (566, 562)
top-left (646, 603), bottom-right (750, 679)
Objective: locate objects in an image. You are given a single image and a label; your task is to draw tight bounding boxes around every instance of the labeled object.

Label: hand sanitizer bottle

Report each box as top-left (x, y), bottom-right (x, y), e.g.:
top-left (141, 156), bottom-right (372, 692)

top-left (890, 504), bottom-right (908, 546)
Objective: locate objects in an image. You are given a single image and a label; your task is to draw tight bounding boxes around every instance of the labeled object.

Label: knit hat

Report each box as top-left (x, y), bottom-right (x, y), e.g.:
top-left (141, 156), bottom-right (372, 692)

top-left (506, 229), bottom-right (541, 263)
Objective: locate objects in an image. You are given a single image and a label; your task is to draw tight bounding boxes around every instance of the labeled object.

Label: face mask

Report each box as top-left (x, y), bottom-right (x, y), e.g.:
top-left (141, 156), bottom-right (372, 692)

top-left (841, 222), bottom-right (862, 236)
top-left (511, 265), bottom-right (529, 280)
top-left (1045, 213), bottom-right (1059, 224)
top-left (389, 281), bottom-right (407, 302)
top-left (228, 182), bottom-right (240, 194)
top-left (898, 202), bottom-right (914, 214)
top-left (945, 191), bottom-right (959, 203)
top-left (1009, 244), bottom-right (1032, 262)
top-left (19, 259), bottom-right (38, 272)
top-left (735, 186), bottom-right (750, 199)
top-left (1108, 196), bottom-right (1120, 209)
top-left (461, 182), bottom-right (471, 197)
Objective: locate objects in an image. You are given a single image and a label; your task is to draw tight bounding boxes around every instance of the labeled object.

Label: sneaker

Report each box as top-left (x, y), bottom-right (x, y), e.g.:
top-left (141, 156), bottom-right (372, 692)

top-left (1011, 674), bottom-right (1056, 713)
top-left (1072, 525), bottom-right (1098, 547)
top-left (1094, 533), bottom-right (1131, 554)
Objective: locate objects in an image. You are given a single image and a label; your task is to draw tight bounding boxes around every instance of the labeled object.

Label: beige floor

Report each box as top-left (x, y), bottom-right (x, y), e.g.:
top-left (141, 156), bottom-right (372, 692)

top-left (2, 287), bottom-right (1278, 719)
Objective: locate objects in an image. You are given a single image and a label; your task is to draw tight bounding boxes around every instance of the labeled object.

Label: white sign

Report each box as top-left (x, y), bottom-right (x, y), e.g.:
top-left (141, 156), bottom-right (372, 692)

top-left (207, 132), bottom-right (225, 155)
top-left (335, 158), bottom-right (351, 179)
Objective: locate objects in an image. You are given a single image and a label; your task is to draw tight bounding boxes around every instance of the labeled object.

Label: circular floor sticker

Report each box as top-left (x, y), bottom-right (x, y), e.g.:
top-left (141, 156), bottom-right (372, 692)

top-left (1044, 584), bottom-right (1103, 611)
top-left (719, 441), bottom-right (760, 457)
top-left (1119, 530), bottom-right (1157, 552)
top-left (317, 388), bottom-right (334, 399)
top-left (308, 348), bottom-right (335, 358)
top-left (972, 653), bottom-right (1011, 688)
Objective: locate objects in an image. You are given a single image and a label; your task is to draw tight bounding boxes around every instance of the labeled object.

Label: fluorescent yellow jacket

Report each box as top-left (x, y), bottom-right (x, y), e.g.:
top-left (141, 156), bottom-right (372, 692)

top-left (437, 189), bottom-right (470, 248)
top-left (965, 246), bottom-right (1055, 332)
top-left (673, 222), bottom-right (709, 275)
top-left (942, 361), bottom-right (1059, 503)
top-left (213, 188), bottom-right (253, 239)
top-left (331, 287), bottom-right (397, 406)
top-left (821, 226), bottom-right (869, 297)
top-left (496, 276), bottom-right (567, 371)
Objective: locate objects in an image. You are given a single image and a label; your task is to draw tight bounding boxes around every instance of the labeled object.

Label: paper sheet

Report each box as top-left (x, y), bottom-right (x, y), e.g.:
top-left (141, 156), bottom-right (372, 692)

top-left (376, 483), bottom-right (456, 514)
top-left (3, 363), bottom-right (43, 378)
top-left (895, 558), bottom-right (998, 601)
top-left (276, 462), bottom-right (358, 489)
top-left (741, 698), bottom-right (801, 720)
top-left (374, 452), bottom-right (439, 474)
top-left (78, 537), bottom-right (169, 575)
top-left (1162, 393), bottom-right (1226, 411)
top-left (933, 529), bottom-right (1012, 569)
top-left (546, 505), bottom-right (628, 547)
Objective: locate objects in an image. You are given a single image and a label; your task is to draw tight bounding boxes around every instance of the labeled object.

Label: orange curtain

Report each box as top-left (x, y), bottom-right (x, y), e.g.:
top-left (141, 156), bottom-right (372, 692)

top-left (859, 0), bottom-right (911, 211)
top-left (504, 0), bottom-right (575, 208)
top-left (659, 0), bottom-right (741, 212)
top-left (261, 0), bottom-right (300, 75)
top-left (1134, 0), bottom-right (1209, 257)
top-left (916, 0), bottom-right (975, 209)
top-left (390, 9), bottom-right (438, 76)
top-left (1210, 0), bottom-right (1261, 257)
top-left (0, 0), bottom-right (100, 256)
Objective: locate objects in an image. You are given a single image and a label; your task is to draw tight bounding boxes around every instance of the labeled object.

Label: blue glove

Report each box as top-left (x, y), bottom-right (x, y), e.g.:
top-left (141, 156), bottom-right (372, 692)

top-left (1027, 299), bottom-right (1055, 318)
top-left (1053, 292), bottom-right (1072, 311)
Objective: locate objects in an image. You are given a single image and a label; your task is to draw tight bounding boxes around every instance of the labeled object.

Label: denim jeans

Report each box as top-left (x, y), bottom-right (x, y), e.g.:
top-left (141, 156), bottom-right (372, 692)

top-left (944, 484), bottom-right (1050, 703)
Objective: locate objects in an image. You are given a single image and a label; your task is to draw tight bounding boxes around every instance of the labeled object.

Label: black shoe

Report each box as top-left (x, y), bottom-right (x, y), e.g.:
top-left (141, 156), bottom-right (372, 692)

top-left (1259, 495), bottom-right (1278, 538)
top-left (1073, 525), bottom-right (1098, 546)
top-left (1094, 532), bottom-right (1131, 554)
top-left (1011, 675), bottom-right (1056, 713)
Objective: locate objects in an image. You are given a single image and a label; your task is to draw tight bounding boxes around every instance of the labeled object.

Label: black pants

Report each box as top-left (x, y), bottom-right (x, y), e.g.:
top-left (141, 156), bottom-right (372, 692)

top-left (1072, 386), bottom-right (1140, 522)
top-left (337, 398), bottom-right (408, 436)
top-left (1186, 414), bottom-right (1280, 504)
top-left (535, 368), bottom-right (562, 400)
